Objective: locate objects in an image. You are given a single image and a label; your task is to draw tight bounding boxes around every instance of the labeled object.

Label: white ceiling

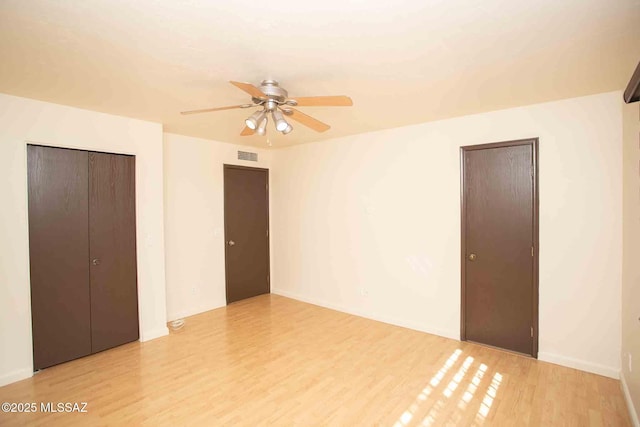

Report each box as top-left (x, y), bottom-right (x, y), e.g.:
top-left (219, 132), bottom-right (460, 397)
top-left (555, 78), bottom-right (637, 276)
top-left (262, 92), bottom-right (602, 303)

top-left (0, 0), bottom-right (638, 148)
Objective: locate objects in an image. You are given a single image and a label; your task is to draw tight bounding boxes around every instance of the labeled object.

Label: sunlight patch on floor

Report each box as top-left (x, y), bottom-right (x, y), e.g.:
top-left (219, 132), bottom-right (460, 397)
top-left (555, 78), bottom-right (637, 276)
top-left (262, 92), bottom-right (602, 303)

top-left (458, 363), bottom-right (487, 410)
top-left (475, 372), bottom-right (503, 425)
top-left (443, 356), bottom-right (474, 398)
top-left (392, 345), bottom-right (507, 427)
top-left (393, 349), bottom-right (462, 427)
top-left (422, 355), bottom-right (475, 426)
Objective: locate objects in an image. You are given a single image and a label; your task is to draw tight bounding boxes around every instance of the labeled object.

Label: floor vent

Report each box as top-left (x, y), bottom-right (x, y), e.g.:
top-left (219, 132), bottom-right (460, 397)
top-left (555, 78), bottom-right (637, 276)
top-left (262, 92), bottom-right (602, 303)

top-left (238, 151), bottom-right (258, 162)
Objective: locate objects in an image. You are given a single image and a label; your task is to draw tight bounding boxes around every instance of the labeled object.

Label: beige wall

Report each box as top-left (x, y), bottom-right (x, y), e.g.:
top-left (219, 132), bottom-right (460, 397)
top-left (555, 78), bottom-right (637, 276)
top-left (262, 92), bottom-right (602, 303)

top-left (0, 93), bottom-right (168, 387)
top-left (622, 100), bottom-right (640, 424)
top-left (163, 133), bottom-right (272, 321)
top-left (271, 91), bottom-right (623, 378)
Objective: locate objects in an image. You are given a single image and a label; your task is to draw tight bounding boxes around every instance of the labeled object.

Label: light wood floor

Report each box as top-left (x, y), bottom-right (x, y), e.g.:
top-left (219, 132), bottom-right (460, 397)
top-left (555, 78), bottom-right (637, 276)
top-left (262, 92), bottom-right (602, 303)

top-left (0, 294), bottom-right (631, 426)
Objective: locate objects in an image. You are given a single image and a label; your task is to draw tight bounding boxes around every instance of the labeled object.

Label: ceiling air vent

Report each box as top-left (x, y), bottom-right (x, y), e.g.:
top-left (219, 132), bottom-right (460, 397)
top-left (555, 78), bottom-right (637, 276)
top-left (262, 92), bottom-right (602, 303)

top-left (238, 151), bottom-right (258, 162)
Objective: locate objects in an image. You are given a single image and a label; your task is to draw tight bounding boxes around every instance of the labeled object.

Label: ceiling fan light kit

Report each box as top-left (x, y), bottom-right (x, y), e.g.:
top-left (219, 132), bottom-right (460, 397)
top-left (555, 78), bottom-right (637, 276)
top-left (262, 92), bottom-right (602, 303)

top-left (282, 123), bottom-right (293, 135)
top-left (245, 110), bottom-right (265, 130)
top-left (180, 80), bottom-right (353, 142)
top-left (272, 109), bottom-right (288, 132)
top-left (256, 116), bottom-right (269, 136)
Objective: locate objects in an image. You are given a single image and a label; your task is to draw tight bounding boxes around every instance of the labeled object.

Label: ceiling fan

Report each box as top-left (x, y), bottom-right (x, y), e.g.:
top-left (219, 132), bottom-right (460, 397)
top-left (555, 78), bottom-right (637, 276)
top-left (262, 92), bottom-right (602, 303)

top-left (180, 80), bottom-right (353, 137)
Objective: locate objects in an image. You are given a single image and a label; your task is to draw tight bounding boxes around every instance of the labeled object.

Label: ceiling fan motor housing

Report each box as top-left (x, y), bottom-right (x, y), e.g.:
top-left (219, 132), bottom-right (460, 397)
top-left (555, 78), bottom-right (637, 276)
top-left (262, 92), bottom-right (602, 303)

top-left (259, 80), bottom-right (288, 101)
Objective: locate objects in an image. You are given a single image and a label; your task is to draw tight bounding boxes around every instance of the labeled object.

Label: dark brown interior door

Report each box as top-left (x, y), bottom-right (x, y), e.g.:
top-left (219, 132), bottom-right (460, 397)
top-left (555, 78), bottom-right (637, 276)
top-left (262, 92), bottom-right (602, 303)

top-left (89, 152), bottom-right (139, 353)
top-left (461, 139), bottom-right (538, 356)
top-left (28, 145), bottom-right (92, 370)
top-left (224, 165), bottom-right (270, 304)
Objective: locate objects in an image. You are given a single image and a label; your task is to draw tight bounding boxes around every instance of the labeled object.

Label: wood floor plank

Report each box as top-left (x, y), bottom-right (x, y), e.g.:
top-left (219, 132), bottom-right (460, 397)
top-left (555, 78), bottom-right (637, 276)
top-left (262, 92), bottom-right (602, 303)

top-left (0, 295), bottom-right (632, 426)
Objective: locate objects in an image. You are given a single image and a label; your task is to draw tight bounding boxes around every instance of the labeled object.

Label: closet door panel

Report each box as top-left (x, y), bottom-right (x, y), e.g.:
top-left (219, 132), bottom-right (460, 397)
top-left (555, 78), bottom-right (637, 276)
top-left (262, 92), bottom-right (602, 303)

top-left (89, 152), bottom-right (139, 353)
top-left (28, 145), bottom-right (91, 370)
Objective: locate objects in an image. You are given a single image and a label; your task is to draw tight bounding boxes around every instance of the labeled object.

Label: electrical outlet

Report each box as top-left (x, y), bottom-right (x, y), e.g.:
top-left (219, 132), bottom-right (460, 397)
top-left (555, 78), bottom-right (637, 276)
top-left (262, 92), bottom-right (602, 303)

top-left (359, 287), bottom-right (369, 297)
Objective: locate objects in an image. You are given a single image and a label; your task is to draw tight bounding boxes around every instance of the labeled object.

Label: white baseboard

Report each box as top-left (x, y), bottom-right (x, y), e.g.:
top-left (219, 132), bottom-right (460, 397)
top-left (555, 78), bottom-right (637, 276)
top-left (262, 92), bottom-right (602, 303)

top-left (272, 288), bottom-right (459, 340)
top-left (621, 372), bottom-right (640, 427)
top-left (0, 368), bottom-right (33, 388)
top-left (167, 300), bottom-right (226, 322)
top-left (538, 352), bottom-right (619, 379)
top-left (139, 326), bottom-right (169, 342)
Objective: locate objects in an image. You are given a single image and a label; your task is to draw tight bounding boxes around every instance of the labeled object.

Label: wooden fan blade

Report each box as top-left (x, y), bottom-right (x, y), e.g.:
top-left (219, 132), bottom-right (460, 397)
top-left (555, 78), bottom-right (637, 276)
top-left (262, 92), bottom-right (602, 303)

top-left (180, 104), bottom-right (252, 115)
top-left (240, 126), bottom-right (255, 136)
top-left (287, 108), bottom-right (331, 132)
top-left (230, 81), bottom-right (266, 99)
top-left (291, 96), bottom-right (353, 107)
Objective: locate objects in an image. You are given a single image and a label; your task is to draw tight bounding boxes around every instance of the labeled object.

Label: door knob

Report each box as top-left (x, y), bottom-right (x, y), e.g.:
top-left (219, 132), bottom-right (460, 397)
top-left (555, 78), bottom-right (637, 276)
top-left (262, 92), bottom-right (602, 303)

top-left (227, 240), bottom-right (235, 246)
top-left (468, 253), bottom-right (476, 261)
top-left (92, 258), bottom-right (101, 266)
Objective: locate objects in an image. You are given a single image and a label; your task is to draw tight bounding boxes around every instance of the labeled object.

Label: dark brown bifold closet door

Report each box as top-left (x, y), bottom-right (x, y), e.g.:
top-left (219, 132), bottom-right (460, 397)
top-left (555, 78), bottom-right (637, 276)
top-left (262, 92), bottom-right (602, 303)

top-left (89, 152), bottom-right (139, 353)
top-left (28, 146), bottom-right (139, 370)
top-left (28, 146), bottom-right (92, 370)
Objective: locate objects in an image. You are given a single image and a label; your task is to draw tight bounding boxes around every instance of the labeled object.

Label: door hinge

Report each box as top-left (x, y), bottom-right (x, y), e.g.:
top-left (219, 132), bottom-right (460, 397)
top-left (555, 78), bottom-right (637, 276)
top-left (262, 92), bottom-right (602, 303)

top-left (531, 327), bottom-right (534, 338)
top-left (531, 246), bottom-right (534, 257)
top-left (266, 229), bottom-right (269, 237)
top-left (267, 276), bottom-right (270, 284)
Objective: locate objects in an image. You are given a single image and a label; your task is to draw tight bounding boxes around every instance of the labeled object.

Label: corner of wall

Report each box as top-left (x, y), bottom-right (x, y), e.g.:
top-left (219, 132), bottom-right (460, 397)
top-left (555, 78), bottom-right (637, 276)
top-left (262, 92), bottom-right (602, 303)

top-left (0, 368), bottom-right (33, 388)
top-left (622, 99), bottom-right (640, 426)
top-left (622, 371), bottom-right (640, 427)
top-left (139, 326), bottom-right (169, 343)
